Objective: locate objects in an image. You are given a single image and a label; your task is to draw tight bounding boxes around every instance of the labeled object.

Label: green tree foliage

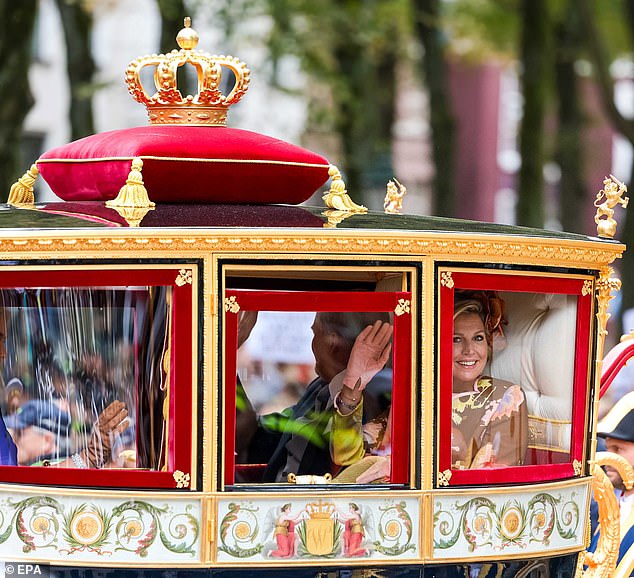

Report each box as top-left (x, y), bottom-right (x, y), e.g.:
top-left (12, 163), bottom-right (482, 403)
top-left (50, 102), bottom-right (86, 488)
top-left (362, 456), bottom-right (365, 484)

top-left (442, 0), bottom-right (631, 235)
top-left (0, 1), bottom-right (38, 202)
top-left (257, 0), bottom-right (411, 204)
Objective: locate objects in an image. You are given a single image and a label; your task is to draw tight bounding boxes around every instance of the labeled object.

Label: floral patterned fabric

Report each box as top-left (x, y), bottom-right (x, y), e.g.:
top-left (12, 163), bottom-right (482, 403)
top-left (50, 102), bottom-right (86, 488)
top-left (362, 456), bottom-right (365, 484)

top-left (330, 401), bottom-right (391, 483)
top-left (452, 377), bottom-right (528, 469)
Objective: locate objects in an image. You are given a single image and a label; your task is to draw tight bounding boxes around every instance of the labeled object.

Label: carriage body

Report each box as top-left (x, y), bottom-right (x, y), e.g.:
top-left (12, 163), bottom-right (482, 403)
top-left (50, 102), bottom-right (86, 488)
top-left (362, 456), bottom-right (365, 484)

top-left (0, 199), bottom-right (623, 578)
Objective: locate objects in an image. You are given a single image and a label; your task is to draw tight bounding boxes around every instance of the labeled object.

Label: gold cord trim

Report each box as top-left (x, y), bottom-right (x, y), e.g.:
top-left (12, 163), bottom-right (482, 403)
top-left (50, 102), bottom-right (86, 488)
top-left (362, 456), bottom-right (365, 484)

top-left (527, 414), bottom-right (573, 425)
top-left (37, 156), bottom-right (330, 169)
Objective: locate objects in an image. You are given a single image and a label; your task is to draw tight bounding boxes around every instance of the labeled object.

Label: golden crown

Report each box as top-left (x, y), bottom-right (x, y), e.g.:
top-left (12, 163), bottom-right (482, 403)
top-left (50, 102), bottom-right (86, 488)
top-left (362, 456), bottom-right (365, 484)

top-left (125, 17), bottom-right (250, 126)
top-left (305, 500), bottom-right (336, 520)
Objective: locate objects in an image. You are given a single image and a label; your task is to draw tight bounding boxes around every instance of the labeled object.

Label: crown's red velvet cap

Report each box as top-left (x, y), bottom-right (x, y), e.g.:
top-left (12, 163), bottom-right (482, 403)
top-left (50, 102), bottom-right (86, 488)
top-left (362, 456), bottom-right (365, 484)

top-left (37, 126), bottom-right (330, 205)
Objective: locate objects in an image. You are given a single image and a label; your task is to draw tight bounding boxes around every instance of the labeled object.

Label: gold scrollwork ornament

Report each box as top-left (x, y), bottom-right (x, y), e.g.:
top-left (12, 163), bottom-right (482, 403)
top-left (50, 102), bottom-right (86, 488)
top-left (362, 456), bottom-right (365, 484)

top-left (579, 452), bottom-right (634, 578)
top-left (437, 469), bottom-right (452, 486)
top-left (173, 470), bottom-right (191, 488)
top-left (394, 298), bottom-right (411, 316)
top-left (224, 296), bottom-right (240, 313)
top-left (596, 268), bottom-right (621, 340)
top-left (175, 269), bottom-right (193, 286)
top-left (440, 271), bottom-right (454, 289)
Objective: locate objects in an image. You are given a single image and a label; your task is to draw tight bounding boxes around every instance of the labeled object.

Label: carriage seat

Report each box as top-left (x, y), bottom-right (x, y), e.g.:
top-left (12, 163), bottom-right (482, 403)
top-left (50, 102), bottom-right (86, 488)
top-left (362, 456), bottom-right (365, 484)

top-left (490, 291), bottom-right (578, 464)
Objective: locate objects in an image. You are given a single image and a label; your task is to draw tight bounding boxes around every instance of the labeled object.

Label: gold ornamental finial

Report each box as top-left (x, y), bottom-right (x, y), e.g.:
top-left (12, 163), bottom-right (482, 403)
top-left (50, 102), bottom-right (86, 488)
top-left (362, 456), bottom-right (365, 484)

top-left (322, 165), bottom-right (367, 213)
top-left (125, 17), bottom-right (250, 126)
top-left (594, 175), bottom-right (628, 239)
top-left (176, 17), bottom-right (198, 50)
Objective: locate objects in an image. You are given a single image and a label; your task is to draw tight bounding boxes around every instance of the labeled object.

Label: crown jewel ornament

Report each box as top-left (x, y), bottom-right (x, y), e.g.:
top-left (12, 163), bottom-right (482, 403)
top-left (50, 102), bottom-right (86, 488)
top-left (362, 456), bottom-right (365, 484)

top-left (125, 17), bottom-right (250, 126)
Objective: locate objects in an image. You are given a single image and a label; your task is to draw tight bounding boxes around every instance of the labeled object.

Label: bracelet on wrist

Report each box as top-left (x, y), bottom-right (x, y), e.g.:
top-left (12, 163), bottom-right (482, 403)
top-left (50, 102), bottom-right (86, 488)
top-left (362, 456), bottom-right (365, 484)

top-left (335, 392), bottom-right (361, 415)
top-left (339, 393), bottom-right (359, 405)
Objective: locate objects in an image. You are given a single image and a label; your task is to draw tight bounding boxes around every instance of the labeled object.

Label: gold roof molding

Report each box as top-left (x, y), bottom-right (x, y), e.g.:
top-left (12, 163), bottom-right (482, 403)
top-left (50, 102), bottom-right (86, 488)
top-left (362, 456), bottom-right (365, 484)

top-left (0, 231), bottom-right (623, 269)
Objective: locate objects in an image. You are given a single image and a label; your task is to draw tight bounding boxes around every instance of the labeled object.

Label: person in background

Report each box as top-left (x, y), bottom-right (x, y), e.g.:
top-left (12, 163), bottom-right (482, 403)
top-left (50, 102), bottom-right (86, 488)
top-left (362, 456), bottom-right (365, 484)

top-left (5, 399), bottom-right (72, 465)
top-left (5, 377), bottom-right (25, 414)
top-left (588, 391), bottom-right (634, 576)
top-left (0, 411), bottom-right (17, 465)
top-left (6, 398), bottom-right (128, 468)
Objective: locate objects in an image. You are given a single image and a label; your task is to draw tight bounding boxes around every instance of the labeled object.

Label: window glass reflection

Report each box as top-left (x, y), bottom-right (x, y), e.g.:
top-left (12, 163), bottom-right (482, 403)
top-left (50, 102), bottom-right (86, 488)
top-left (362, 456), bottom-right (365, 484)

top-left (235, 310), bottom-right (393, 484)
top-left (451, 290), bottom-right (576, 470)
top-left (0, 287), bottom-right (172, 470)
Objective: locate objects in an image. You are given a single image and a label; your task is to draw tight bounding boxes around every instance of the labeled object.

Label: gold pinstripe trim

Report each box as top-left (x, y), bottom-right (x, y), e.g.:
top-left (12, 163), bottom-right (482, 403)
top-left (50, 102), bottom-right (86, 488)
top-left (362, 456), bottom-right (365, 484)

top-left (528, 414), bottom-right (572, 425)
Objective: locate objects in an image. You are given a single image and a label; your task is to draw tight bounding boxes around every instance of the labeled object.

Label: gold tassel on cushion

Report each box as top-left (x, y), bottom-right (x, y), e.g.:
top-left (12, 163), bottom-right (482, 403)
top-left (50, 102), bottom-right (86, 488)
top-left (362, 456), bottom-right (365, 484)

top-left (8, 164), bottom-right (39, 206)
top-left (105, 157), bottom-right (155, 227)
top-left (106, 157), bottom-right (155, 209)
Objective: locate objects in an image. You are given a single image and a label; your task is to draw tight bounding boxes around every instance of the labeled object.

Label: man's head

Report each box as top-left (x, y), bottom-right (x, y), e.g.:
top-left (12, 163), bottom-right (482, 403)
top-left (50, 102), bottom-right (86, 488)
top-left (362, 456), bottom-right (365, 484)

top-left (5, 400), bottom-right (71, 465)
top-left (597, 391), bottom-right (634, 490)
top-left (311, 311), bottom-right (390, 381)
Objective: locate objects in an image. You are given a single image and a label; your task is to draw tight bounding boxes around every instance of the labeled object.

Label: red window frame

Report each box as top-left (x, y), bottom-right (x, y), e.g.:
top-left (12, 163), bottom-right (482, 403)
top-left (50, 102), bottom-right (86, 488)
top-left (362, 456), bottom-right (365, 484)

top-left (0, 268), bottom-right (194, 489)
top-left (224, 289), bottom-right (412, 486)
top-left (438, 271), bottom-right (592, 485)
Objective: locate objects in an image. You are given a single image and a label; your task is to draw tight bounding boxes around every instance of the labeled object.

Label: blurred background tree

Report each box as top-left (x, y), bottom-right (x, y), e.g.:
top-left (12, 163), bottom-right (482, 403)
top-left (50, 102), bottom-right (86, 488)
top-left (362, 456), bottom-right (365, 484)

top-left (54, 0), bottom-right (96, 140)
top-left (0, 2), bottom-right (38, 199)
top-left (0, 0), bottom-right (631, 307)
top-left (259, 0), bottom-right (410, 206)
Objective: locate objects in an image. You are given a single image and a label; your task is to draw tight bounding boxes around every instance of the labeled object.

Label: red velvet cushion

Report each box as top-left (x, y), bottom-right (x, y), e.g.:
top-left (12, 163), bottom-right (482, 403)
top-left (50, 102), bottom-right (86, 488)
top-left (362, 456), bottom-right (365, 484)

top-left (37, 126), bottom-right (330, 204)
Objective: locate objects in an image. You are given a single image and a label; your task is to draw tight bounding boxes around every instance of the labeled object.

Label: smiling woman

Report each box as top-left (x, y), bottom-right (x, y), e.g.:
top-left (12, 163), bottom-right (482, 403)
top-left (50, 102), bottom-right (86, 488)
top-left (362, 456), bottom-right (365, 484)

top-left (451, 292), bottom-right (528, 469)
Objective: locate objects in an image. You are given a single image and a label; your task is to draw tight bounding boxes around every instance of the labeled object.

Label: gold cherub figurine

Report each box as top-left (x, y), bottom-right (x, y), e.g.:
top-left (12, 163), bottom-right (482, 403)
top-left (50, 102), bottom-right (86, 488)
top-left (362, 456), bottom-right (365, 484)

top-left (384, 178), bottom-right (406, 214)
top-left (594, 175), bottom-right (629, 239)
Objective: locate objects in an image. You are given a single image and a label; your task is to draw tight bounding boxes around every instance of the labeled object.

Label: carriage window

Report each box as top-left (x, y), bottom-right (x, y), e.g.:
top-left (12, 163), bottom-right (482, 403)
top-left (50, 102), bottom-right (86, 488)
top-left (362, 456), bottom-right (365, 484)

top-left (0, 287), bottom-right (169, 470)
top-left (438, 270), bottom-right (592, 485)
top-left (0, 267), bottom-right (195, 489)
top-left (224, 289), bottom-right (412, 487)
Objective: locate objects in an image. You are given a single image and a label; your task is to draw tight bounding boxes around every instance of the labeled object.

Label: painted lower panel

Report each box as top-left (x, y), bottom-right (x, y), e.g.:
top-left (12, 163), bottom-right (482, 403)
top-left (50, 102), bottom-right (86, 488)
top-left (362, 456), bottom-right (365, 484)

top-left (0, 490), bottom-right (202, 565)
top-left (216, 495), bottom-right (420, 563)
top-left (432, 480), bottom-right (590, 560)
